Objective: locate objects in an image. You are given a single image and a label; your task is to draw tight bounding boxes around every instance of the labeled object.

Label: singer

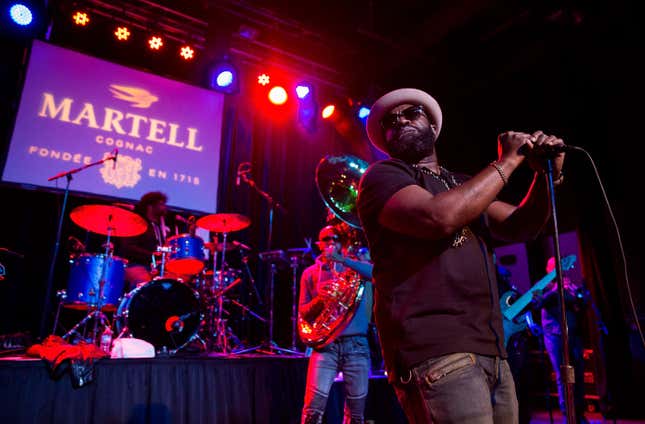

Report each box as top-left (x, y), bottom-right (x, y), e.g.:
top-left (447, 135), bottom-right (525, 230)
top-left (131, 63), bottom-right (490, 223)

top-left (356, 88), bottom-right (566, 424)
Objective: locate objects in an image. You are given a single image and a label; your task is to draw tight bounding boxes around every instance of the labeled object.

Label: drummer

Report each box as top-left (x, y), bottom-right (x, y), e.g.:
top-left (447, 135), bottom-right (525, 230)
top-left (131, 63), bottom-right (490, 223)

top-left (116, 191), bottom-right (172, 289)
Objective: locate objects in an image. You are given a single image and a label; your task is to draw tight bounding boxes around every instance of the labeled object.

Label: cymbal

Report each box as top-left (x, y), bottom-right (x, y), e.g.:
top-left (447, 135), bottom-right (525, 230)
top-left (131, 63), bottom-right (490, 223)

top-left (70, 204), bottom-right (147, 237)
top-left (196, 213), bottom-right (250, 233)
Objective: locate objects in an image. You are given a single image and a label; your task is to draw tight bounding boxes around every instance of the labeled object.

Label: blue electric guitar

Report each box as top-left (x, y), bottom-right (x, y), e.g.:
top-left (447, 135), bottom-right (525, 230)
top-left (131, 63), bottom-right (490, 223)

top-left (500, 254), bottom-right (577, 346)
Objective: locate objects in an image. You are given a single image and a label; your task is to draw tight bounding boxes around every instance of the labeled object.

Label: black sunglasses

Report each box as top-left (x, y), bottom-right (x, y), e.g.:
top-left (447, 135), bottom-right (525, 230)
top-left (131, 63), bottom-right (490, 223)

top-left (380, 105), bottom-right (426, 130)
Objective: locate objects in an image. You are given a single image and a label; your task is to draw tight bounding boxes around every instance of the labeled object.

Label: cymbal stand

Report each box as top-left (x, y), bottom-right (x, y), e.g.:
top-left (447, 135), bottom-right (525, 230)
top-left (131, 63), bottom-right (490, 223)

top-left (154, 246), bottom-right (171, 277)
top-left (63, 225), bottom-right (114, 345)
top-left (207, 231), bottom-right (232, 353)
top-left (42, 151), bottom-right (117, 339)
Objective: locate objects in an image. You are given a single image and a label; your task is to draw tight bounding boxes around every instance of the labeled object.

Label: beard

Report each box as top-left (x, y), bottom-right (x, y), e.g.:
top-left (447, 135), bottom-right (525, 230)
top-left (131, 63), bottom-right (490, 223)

top-left (384, 125), bottom-right (436, 163)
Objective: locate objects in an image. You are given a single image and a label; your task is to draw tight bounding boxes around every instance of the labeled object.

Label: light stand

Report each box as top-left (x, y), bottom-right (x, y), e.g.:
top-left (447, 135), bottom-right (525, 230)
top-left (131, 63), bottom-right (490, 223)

top-left (545, 158), bottom-right (577, 424)
top-left (40, 151), bottom-right (117, 339)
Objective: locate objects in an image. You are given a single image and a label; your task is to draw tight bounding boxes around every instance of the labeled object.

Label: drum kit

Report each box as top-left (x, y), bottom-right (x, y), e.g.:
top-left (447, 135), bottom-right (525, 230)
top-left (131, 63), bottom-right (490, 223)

top-left (56, 204), bottom-right (258, 356)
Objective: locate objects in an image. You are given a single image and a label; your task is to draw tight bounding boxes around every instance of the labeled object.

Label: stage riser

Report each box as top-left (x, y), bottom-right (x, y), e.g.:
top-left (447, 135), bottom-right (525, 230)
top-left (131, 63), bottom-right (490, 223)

top-left (0, 357), bottom-right (405, 424)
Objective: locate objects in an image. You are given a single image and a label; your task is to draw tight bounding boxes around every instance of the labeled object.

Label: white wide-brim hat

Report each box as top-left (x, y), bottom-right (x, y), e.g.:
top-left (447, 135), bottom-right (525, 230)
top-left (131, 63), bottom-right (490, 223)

top-left (366, 88), bottom-right (443, 154)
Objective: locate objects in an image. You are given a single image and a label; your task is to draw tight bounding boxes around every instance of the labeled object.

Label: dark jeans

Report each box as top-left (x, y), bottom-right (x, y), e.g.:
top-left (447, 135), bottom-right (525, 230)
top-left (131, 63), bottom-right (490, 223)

top-left (301, 335), bottom-right (371, 424)
top-left (392, 352), bottom-right (518, 424)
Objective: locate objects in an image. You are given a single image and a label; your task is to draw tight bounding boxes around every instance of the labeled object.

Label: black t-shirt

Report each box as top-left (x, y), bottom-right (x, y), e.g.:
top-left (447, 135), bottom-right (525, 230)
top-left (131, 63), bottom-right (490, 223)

top-left (357, 158), bottom-right (506, 379)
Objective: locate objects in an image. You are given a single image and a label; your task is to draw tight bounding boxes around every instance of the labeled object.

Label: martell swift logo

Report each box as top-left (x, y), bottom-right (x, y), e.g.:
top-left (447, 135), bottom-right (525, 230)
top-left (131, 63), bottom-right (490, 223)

top-left (109, 84), bottom-right (159, 108)
top-left (100, 152), bottom-right (142, 189)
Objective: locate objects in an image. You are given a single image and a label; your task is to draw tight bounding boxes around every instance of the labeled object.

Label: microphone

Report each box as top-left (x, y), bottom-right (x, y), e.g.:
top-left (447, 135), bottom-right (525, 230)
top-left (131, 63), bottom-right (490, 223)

top-left (236, 162), bottom-right (252, 186)
top-left (175, 214), bottom-right (190, 224)
top-left (518, 143), bottom-right (580, 156)
top-left (232, 240), bottom-right (252, 251)
top-left (112, 148), bottom-right (119, 170)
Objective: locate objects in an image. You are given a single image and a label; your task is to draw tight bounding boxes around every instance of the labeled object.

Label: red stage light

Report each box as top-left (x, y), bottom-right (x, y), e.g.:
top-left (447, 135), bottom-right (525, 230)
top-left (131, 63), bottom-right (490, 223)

top-left (179, 46), bottom-right (195, 60)
top-left (257, 74), bottom-right (270, 86)
top-left (268, 86), bottom-right (288, 105)
top-left (321, 105), bottom-right (336, 119)
top-left (148, 36), bottom-right (164, 50)
top-left (114, 26), bottom-right (130, 41)
top-left (72, 11), bottom-right (90, 26)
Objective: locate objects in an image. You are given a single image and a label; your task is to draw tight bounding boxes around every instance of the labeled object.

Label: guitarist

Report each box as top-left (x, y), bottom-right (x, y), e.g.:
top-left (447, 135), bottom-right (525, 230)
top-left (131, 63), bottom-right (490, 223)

top-left (496, 263), bottom-right (542, 424)
top-left (539, 256), bottom-right (589, 424)
top-left (299, 225), bottom-right (374, 424)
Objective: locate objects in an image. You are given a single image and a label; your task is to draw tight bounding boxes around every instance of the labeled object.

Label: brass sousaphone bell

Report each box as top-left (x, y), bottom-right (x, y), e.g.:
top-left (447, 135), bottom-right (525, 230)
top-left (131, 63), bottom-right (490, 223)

top-left (314, 154), bottom-right (370, 229)
top-left (297, 154), bottom-right (370, 348)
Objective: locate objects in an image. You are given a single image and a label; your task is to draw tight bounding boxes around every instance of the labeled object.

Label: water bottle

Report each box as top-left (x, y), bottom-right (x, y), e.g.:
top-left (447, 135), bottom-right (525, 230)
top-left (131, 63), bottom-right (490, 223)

top-left (100, 326), bottom-right (113, 355)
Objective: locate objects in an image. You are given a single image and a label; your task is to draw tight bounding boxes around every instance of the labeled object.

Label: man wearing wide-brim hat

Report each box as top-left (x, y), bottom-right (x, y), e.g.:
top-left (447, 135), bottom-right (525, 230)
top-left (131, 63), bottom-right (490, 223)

top-left (357, 87), bottom-right (568, 423)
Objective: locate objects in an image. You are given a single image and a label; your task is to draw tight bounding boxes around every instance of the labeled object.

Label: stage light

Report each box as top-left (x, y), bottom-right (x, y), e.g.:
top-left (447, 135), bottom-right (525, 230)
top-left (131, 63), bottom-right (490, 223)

top-left (358, 106), bottom-right (370, 119)
top-left (296, 85), bottom-right (311, 99)
top-left (72, 11), bottom-right (90, 26)
top-left (114, 26), bottom-right (130, 41)
top-left (148, 36), bottom-right (163, 50)
top-left (268, 86), bottom-right (288, 105)
top-left (179, 46), bottom-right (194, 60)
top-left (257, 73), bottom-right (270, 86)
top-left (9, 4), bottom-right (33, 26)
top-left (216, 71), bottom-right (233, 87)
top-left (321, 104), bottom-right (336, 119)
top-left (209, 58), bottom-right (239, 94)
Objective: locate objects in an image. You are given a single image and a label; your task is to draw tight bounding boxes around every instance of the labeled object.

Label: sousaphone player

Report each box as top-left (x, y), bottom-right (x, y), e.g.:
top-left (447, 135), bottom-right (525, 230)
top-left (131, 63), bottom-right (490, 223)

top-left (298, 223), bottom-right (373, 424)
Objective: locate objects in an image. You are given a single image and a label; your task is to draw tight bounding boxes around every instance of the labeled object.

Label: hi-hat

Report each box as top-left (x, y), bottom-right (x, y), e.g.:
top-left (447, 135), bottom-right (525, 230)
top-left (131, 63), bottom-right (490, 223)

top-left (196, 213), bottom-right (251, 233)
top-left (70, 204), bottom-right (147, 237)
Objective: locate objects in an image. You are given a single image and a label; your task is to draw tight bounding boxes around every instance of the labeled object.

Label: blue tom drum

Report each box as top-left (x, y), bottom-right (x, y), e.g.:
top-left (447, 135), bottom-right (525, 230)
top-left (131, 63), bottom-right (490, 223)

top-left (165, 234), bottom-right (205, 275)
top-left (65, 253), bottom-right (126, 311)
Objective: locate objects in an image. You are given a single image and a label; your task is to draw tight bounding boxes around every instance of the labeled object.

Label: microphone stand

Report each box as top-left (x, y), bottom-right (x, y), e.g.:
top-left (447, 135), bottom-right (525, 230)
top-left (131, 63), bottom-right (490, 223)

top-left (239, 171), bottom-right (288, 250)
top-left (545, 158), bottom-right (577, 424)
top-left (40, 153), bottom-right (117, 339)
top-left (237, 170), bottom-right (301, 355)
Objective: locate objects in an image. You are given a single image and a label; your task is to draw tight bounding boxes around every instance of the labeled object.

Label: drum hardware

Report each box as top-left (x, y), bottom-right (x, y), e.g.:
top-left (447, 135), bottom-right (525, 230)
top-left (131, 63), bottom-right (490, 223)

top-left (152, 246), bottom-right (173, 278)
top-left (51, 289), bottom-right (68, 335)
top-left (60, 204), bottom-right (146, 347)
top-left (196, 213), bottom-right (251, 354)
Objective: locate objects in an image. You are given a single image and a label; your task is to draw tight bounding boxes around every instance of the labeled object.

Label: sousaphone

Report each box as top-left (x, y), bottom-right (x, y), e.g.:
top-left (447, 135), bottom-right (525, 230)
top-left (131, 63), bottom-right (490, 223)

top-left (298, 154), bottom-right (370, 348)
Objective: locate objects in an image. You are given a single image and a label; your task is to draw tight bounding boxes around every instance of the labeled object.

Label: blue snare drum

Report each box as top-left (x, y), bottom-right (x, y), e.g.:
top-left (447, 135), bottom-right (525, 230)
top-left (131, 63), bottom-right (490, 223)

top-left (165, 234), bottom-right (205, 275)
top-left (65, 253), bottom-right (126, 311)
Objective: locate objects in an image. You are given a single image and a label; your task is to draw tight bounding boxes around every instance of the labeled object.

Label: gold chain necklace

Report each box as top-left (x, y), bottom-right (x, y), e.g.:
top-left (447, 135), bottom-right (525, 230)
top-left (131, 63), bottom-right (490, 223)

top-left (413, 164), bottom-right (469, 248)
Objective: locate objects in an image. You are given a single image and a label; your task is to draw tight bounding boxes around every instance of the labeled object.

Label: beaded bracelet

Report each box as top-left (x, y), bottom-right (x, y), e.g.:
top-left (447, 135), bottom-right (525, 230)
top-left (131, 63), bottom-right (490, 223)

top-left (489, 162), bottom-right (508, 185)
